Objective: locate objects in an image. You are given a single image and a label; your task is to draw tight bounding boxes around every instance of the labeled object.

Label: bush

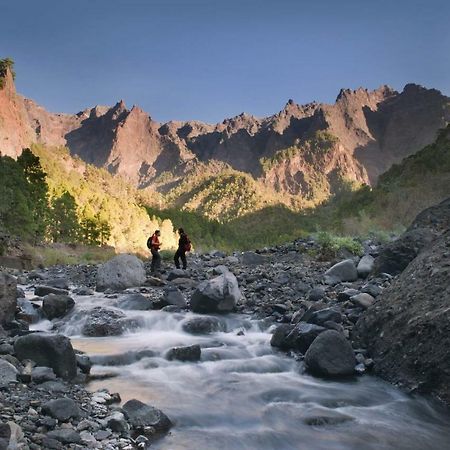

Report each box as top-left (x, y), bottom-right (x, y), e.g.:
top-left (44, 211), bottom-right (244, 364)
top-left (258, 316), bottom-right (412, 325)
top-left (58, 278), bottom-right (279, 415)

top-left (315, 231), bottom-right (363, 259)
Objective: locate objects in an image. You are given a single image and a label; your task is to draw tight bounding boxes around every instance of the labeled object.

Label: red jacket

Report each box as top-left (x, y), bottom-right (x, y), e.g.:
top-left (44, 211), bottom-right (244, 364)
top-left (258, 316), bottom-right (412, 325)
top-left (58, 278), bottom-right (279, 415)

top-left (151, 234), bottom-right (161, 251)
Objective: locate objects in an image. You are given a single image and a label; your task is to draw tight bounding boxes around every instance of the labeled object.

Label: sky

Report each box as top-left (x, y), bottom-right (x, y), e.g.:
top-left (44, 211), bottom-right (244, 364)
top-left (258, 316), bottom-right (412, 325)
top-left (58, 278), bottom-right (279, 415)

top-left (1, 0), bottom-right (449, 123)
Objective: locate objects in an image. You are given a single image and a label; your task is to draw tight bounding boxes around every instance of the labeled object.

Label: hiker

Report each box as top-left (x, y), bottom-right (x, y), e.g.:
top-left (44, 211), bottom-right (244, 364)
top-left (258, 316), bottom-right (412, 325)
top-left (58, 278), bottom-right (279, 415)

top-left (174, 228), bottom-right (191, 270)
top-left (147, 230), bottom-right (162, 273)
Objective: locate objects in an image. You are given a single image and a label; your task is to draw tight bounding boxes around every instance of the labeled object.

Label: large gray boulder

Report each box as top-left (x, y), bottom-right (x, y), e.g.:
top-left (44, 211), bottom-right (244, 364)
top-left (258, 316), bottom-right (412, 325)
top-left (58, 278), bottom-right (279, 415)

top-left (357, 255), bottom-right (375, 278)
top-left (0, 360), bottom-right (18, 387)
top-left (14, 333), bottom-right (77, 380)
top-left (122, 399), bottom-right (172, 434)
top-left (96, 254), bottom-right (146, 291)
top-left (190, 272), bottom-right (241, 313)
top-left (324, 259), bottom-right (358, 284)
top-left (0, 273), bottom-right (17, 324)
top-left (42, 294), bottom-right (75, 320)
top-left (81, 307), bottom-right (132, 337)
top-left (305, 330), bottom-right (356, 377)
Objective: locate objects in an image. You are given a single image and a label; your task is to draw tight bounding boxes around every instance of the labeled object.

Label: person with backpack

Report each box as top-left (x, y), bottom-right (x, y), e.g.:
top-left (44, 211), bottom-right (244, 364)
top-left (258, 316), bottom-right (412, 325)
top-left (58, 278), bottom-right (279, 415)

top-left (174, 228), bottom-right (191, 270)
top-left (147, 230), bottom-right (162, 273)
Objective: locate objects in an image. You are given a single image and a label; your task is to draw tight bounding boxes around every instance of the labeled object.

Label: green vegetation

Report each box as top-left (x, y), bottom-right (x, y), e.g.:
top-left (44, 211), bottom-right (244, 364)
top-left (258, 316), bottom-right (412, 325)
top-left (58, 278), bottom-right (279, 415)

top-left (314, 231), bottom-right (363, 259)
top-left (0, 58), bottom-right (15, 88)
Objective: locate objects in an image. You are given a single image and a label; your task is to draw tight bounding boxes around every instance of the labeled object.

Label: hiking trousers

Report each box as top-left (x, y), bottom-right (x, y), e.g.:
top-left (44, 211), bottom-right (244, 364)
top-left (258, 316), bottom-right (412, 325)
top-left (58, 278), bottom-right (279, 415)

top-left (151, 249), bottom-right (161, 272)
top-left (174, 249), bottom-right (187, 269)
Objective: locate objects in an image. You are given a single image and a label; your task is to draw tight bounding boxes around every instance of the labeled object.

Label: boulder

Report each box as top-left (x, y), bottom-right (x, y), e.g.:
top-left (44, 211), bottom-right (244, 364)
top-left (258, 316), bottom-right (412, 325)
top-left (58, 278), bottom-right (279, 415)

top-left (46, 429), bottom-right (82, 445)
top-left (350, 293), bottom-right (375, 309)
top-left (46, 278), bottom-right (69, 290)
top-left (271, 322), bottom-right (326, 354)
top-left (0, 273), bottom-right (17, 324)
top-left (31, 366), bottom-right (57, 383)
top-left (372, 228), bottom-right (434, 276)
top-left (324, 259), bottom-right (358, 284)
top-left (115, 293), bottom-right (153, 311)
top-left (96, 254), bottom-right (146, 291)
top-left (42, 294), bottom-right (75, 319)
top-left (162, 286), bottom-right (187, 308)
top-left (241, 251), bottom-right (265, 265)
top-left (167, 269), bottom-right (188, 281)
top-left (305, 330), bottom-right (356, 377)
top-left (212, 265), bottom-right (229, 275)
top-left (0, 360), bottom-right (18, 387)
top-left (182, 316), bottom-right (225, 335)
top-left (308, 287), bottom-right (326, 302)
top-left (42, 398), bottom-right (81, 422)
top-left (17, 298), bottom-right (42, 324)
top-left (190, 272), bottom-right (241, 313)
top-left (308, 308), bottom-right (342, 326)
top-left (166, 344), bottom-right (201, 362)
top-left (14, 333), bottom-right (77, 380)
top-left (76, 354), bottom-right (92, 374)
top-left (357, 255), bottom-right (375, 278)
top-left (81, 307), bottom-right (130, 337)
top-left (122, 399), bottom-right (172, 434)
top-left (34, 286), bottom-right (68, 296)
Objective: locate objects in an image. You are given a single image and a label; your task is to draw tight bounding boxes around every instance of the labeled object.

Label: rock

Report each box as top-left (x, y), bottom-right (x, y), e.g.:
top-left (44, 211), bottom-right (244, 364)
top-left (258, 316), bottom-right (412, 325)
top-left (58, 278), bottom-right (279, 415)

top-left (372, 228), bottom-right (434, 276)
top-left (167, 269), bottom-right (187, 281)
top-left (76, 354), bottom-right (92, 374)
top-left (81, 307), bottom-right (129, 337)
top-left (72, 286), bottom-right (94, 295)
top-left (160, 286), bottom-right (187, 308)
top-left (271, 322), bottom-right (326, 354)
top-left (122, 399), bottom-right (172, 434)
top-left (355, 228), bottom-right (450, 406)
top-left (308, 287), bottom-right (325, 301)
top-left (115, 293), bottom-right (153, 311)
top-left (361, 284), bottom-right (382, 297)
top-left (31, 366), bottom-right (57, 383)
top-left (182, 316), bottom-right (225, 334)
top-left (0, 272), bottom-right (17, 324)
top-left (42, 294), bottom-right (75, 319)
top-left (46, 278), bottom-right (69, 290)
top-left (106, 412), bottom-right (129, 434)
top-left (166, 344), bottom-right (201, 362)
top-left (357, 255), bottom-right (375, 278)
top-left (96, 254), bottom-right (146, 291)
top-left (0, 360), bottom-right (18, 387)
top-left (46, 429), bottom-right (82, 444)
top-left (14, 333), bottom-right (77, 380)
top-left (225, 256), bottom-right (239, 264)
top-left (42, 398), bottom-right (81, 421)
top-left (305, 330), bottom-right (356, 377)
top-left (241, 251), bottom-right (265, 265)
top-left (324, 259), bottom-right (358, 284)
top-left (90, 350), bottom-right (155, 366)
top-left (190, 272), bottom-right (241, 313)
top-left (350, 293), bottom-right (375, 309)
top-left (308, 308), bottom-right (342, 326)
top-left (212, 265), bottom-right (229, 275)
top-left (34, 286), bottom-right (68, 296)
top-left (337, 289), bottom-right (360, 302)
top-left (17, 298), bottom-right (42, 323)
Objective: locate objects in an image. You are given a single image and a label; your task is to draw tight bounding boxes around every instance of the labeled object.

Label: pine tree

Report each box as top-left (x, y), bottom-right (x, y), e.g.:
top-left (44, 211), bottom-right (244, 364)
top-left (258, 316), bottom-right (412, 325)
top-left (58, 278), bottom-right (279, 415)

top-left (50, 191), bottom-right (80, 243)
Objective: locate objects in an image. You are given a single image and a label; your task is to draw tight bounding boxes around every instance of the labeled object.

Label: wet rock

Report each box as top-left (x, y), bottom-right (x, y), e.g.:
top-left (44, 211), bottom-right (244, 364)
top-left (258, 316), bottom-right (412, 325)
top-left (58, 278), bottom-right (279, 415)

top-left (34, 286), bottom-right (68, 296)
top-left (17, 298), bottom-right (42, 324)
top-left (166, 344), bottom-right (201, 362)
top-left (350, 293), bottom-right (375, 309)
top-left (305, 330), bottom-right (356, 377)
top-left (271, 322), bottom-right (326, 354)
top-left (72, 286), bottom-right (94, 296)
top-left (42, 294), bottom-right (75, 319)
top-left (241, 251), bottom-right (265, 265)
top-left (357, 255), bottom-right (375, 278)
top-left (14, 333), bottom-right (77, 380)
top-left (42, 398), bottom-right (81, 421)
top-left (122, 399), bottom-right (172, 434)
top-left (190, 272), bottom-right (241, 313)
top-left (182, 316), bottom-right (225, 334)
top-left (308, 308), bottom-right (342, 326)
top-left (115, 293), bottom-right (153, 311)
top-left (90, 350), bottom-right (155, 366)
top-left (0, 359), bottom-right (18, 387)
top-left (0, 272), bottom-right (17, 325)
top-left (324, 259), bottom-right (358, 284)
top-left (81, 307), bottom-right (129, 337)
top-left (96, 254), bottom-right (146, 291)
top-left (76, 354), bottom-right (92, 374)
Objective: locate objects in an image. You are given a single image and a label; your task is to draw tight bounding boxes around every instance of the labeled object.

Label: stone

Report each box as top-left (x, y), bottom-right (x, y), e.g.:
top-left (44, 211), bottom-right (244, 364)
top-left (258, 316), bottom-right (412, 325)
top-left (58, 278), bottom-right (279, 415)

top-left (190, 272), bottom-right (241, 313)
top-left (115, 293), bottom-right (153, 311)
top-left (17, 298), bottom-right (42, 323)
top-left (212, 265), bottom-right (229, 275)
top-left (31, 366), bottom-right (57, 383)
top-left (308, 308), bottom-right (342, 326)
top-left (167, 269), bottom-right (187, 281)
top-left (106, 412), bottom-right (129, 434)
top-left (46, 278), bottom-right (69, 290)
top-left (0, 272), bottom-right (17, 324)
top-left (308, 287), bottom-right (325, 301)
top-left (166, 344), bottom-right (201, 362)
top-left (324, 259), bottom-right (358, 284)
top-left (76, 354), bottom-right (92, 374)
top-left (42, 398), bottom-right (81, 422)
top-left (14, 333), bottom-right (77, 380)
top-left (122, 399), bottom-right (172, 433)
top-left (42, 294), bottom-right (75, 319)
top-left (46, 428), bottom-right (82, 444)
top-left (96, 254), bottom-right (146, 291)
top-left (305, 330), bottom-right (356, 377)
top-left (361, 284), bottom-right (382, 297)
top-left (271, 322), bottom-right (326, 354)
top-left (350, 293), bottom-right (375, 309)
top-left (81, 307), bottom-right (128, 337)
top-left (182, 316), bottom-right (225, 335)
top-left (34, 286), bottom-right (68, 296)
top-left (162, 286), bottom-right (187, 308)
top-left (0, 360), bottom-right (18, 387)
top-left (225, 256), bottom-right (239, 264)
top-left (337, 289), bottom-right (359, 302)
top-left (357, 255), bottom-right (375, 278)
top-left (241, 251), bottom-right (265, 265)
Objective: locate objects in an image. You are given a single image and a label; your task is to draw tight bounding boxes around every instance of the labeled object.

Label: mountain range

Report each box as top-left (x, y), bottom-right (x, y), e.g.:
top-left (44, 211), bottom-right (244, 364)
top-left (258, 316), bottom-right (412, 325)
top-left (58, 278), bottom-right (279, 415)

top-left (1, 61), bottom-right (449, 220)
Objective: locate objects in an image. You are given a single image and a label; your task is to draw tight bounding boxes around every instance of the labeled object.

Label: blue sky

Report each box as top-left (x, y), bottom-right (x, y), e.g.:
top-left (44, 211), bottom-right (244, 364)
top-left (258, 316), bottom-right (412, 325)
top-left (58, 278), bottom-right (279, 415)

top-left (1, 0), bottom-right (449, 123)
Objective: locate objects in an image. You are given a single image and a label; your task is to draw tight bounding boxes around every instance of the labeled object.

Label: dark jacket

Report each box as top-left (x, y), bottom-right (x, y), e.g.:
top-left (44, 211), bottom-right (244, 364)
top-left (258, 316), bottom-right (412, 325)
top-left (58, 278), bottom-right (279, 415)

top-left (178, 233), bottom-right (189, 252)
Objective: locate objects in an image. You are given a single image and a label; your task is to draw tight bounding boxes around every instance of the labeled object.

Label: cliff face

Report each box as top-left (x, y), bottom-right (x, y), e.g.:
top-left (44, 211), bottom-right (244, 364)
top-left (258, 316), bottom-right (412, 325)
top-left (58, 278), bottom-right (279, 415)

top-left (0, 66), bottom-right (449, 195)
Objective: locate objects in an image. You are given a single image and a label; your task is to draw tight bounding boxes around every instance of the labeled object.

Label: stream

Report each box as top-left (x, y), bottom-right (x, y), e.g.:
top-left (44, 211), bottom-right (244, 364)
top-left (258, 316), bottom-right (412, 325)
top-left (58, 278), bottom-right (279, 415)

top-left (31, 291), bottom-right (450, 450)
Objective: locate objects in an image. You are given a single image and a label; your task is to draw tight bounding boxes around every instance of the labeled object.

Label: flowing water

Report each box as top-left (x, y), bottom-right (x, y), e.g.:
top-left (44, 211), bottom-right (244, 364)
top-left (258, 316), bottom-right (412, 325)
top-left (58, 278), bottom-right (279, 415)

top-left (31, 291), bottom-right (450, 450)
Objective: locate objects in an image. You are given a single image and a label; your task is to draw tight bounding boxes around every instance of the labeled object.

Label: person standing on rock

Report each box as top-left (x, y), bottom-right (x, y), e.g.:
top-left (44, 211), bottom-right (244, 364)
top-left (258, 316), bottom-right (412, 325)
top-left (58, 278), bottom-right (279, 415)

top-left (174, 228), bottom-right (191, 270)
top-left (148, 230), bottom-right (162, 273)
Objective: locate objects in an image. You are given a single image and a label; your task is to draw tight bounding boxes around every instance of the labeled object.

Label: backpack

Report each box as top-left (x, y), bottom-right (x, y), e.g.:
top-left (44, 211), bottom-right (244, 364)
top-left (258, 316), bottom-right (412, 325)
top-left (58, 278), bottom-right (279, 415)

top-left (146, 236), bottom-right (152, 250)
top-left (184, 235), bottom-right (191, 252)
